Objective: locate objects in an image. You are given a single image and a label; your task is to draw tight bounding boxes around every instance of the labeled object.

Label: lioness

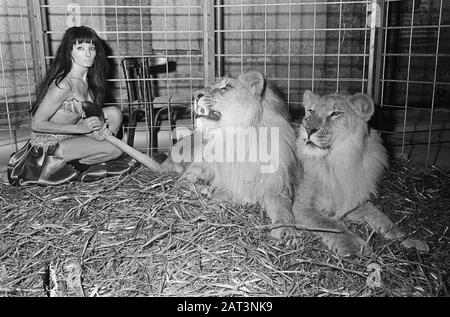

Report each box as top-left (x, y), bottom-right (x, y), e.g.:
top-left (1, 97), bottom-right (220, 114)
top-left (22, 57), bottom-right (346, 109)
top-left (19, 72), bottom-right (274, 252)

top-left (162, 71), bottom-right (297, 239)
top-left (292, 90), bottom-right (429, 256)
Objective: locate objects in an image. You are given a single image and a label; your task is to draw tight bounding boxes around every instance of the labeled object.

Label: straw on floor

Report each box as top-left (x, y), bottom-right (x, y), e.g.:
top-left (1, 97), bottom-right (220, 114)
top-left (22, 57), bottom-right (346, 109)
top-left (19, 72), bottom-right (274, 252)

top-left (0, 159), bottom-right (448, 297)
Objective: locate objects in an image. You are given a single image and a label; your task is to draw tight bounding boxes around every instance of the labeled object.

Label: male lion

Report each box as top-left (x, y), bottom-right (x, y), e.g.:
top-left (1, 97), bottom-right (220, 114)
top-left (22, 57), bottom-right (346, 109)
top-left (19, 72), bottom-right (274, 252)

top-left (292, 90), bottom-right (429, 256)
top-left (162, 71), bottom-right (297, 239)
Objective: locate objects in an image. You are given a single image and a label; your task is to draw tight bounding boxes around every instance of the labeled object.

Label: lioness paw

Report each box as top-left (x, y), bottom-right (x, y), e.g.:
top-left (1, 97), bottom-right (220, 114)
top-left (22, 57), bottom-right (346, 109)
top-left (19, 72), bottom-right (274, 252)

top-left (401, 238), bottom-right (429, 253)
top-left (270, 226), bottom-right (294, 240)
top-left (269, 214), bottom-right (295, 240)
top-left (327, 234), bottom-right (372, 257)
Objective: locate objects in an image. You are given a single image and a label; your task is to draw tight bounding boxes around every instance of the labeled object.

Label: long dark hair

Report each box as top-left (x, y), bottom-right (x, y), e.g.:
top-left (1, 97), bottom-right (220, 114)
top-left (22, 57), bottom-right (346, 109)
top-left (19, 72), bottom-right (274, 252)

top-left (32, 26), bottom-right (109, 115)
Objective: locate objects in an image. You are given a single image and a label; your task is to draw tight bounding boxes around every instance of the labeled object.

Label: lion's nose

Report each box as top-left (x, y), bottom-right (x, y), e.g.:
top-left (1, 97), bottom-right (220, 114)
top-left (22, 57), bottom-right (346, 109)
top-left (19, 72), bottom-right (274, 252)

top-left (194, 92), bottom-right (205, 101)
top-left (306, 127), bottom-right (319, 137)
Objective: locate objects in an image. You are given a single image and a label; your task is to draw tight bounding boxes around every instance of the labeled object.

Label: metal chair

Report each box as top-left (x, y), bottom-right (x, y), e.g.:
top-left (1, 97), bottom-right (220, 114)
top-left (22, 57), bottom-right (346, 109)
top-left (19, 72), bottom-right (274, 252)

top-left (121, 58), bottom-right (151, 147)
top-left (121, 57), bottom-right (192, 154)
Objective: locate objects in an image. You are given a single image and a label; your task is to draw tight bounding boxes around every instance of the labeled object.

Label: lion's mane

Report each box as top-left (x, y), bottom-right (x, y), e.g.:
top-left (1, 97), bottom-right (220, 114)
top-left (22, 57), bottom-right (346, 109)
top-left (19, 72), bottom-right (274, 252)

top-left (206, 86), bottom-right (296, 205)
top-left (296, 92), bottom-right (388, 216)
top-left (166, 71), bottom-right (297, 238)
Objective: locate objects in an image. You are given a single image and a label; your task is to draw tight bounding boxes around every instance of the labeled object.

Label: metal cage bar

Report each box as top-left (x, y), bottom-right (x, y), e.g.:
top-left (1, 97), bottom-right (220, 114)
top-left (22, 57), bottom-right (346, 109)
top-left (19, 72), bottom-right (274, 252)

top-left (426, 0), bottom-right (444, 164)
top-left (376, 0), bottom-right (450, 167)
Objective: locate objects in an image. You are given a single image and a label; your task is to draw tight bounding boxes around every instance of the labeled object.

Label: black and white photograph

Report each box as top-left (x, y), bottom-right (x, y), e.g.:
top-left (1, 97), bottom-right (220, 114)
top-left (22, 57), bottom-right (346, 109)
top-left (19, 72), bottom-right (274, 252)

top-left (0, 0), bottom-right (448, 300)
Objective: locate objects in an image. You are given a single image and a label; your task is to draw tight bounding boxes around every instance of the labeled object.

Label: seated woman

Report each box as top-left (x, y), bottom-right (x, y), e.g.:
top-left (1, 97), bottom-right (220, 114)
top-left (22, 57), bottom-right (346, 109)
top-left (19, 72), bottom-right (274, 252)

top-left (8, 26), bottom-right (137, 186)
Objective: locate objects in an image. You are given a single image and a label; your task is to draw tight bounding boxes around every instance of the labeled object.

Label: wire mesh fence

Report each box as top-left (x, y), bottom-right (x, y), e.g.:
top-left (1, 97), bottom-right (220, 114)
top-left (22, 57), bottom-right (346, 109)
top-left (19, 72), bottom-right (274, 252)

top-left (0, 0), bottom-right (36, 172)
top-left (376, 0), bottom-right (450, 165)
top-left (0, 0), bottom-right (449, 173)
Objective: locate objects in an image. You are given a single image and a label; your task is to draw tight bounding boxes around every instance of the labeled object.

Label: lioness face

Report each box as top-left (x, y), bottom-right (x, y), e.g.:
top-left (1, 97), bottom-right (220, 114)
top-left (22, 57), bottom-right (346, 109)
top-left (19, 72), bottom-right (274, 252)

top-left (299, 90), bottom-right (375, 158)
top-left (194, 73), bottom-right (264, 132)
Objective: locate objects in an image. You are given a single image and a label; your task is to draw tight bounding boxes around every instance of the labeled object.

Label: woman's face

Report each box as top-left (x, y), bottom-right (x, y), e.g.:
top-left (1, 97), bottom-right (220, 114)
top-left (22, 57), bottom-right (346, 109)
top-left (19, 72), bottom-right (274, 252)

top-left (71, 41), bottom-right (96, 68)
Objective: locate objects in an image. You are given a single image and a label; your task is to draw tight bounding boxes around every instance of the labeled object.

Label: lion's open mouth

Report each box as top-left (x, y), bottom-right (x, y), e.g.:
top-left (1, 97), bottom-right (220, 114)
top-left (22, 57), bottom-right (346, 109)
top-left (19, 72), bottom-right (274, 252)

top-left (195, 97), bottom-right (222, 121)
top-left (195, 109), bottom-right (222, 121)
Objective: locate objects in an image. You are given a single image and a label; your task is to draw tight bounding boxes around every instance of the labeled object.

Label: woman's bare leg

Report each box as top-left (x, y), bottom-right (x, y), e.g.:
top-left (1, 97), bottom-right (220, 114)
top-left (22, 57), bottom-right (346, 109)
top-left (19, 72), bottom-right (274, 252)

top-left (58, 106), bottom-right (124, 164)
top-left (60, 136), bottom-right (122, 164)
top-left (102, 106), bottom-right (122, 135)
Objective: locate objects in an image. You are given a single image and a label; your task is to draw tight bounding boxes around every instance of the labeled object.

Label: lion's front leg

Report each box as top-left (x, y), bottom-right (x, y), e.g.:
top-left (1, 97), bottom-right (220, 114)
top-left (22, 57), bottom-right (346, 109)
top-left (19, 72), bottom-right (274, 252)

top-left (292, 186), bottom-right (371, 256)
top-left (345, 202), bottom-right (429, 252)
top-left (263, 194), bottom-right (295, 239)
top-left (294, 207), bottom-right (370, 257)
top-left (181, 163), bottom-right (206, 183)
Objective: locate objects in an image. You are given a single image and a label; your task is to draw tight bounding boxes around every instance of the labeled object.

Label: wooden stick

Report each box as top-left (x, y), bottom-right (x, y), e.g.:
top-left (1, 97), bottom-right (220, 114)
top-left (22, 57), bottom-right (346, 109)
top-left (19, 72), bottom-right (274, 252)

top-left (81, 101), bottom-right (164, 173)
top-left (104, 134), bottom-right (162, 173)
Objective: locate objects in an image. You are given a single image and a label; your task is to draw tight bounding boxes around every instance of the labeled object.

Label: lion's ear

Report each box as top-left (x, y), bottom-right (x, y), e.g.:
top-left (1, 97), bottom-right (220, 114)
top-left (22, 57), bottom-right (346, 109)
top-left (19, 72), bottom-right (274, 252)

top-left (239, 71), bottom-right (265, 96)
top-left (348, 93), bottom-right (374, 121)
top-left (303, 90), bottom-right (319, 109)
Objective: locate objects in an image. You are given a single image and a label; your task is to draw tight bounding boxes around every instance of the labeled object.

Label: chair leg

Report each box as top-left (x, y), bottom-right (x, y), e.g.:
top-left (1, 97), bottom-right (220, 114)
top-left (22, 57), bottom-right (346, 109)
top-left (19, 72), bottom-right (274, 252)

top-left (152, 106), bottom-right (172, 151)
top-left (127, 109), bottom-right (139, 147)
top-left (150, 111), bottom-right (161, 155)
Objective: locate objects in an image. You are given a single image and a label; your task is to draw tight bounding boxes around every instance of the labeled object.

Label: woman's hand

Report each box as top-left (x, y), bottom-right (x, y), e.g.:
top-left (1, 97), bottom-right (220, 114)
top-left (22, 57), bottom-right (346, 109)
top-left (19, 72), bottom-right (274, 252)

top-left (87, 124), bottom-right (111, 141)
top-left (78, 116), bottom-right (103, 134)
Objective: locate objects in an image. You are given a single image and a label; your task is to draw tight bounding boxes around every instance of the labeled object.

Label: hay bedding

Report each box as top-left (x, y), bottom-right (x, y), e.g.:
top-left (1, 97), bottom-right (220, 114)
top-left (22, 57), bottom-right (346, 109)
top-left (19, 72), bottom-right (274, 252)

top-left (0, 159), bottom-right (448, 297)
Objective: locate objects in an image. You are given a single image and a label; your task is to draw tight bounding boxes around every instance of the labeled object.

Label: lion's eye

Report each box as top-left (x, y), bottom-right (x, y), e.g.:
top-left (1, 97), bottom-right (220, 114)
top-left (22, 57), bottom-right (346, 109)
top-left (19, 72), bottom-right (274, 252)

top-left (223, 83), bottom-right (233, 90)
top-left (306, 109), bottom-right (314, 115)
top-left (329, 111), bottom-right (343, 119)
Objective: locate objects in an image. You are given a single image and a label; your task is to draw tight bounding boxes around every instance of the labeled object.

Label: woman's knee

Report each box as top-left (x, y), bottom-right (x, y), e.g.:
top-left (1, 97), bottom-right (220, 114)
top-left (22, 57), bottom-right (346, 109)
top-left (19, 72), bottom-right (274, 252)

top-left (103, 106), bottom-right (123, 126)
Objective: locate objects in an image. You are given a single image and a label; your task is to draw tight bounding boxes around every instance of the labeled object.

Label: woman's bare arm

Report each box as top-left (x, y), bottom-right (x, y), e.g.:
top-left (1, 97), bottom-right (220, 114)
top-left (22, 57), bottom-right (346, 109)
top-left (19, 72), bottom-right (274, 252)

top-left (31, 80), bottom-right (101, 134)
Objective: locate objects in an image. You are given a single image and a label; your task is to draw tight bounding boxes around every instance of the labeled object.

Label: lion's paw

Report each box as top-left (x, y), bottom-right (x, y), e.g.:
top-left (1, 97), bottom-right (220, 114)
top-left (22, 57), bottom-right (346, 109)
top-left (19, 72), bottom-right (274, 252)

top-left (197, 184), bottom-right (211, 197)
top-left (326, 234), bottom-right (372, 257)
top-left (270, 219), bottom-right (295, 240)
top-left (401, 238), bottom-right (429, 253)
top-left (195, 185), bottom-right (225, 203)
top-left (209, 189), bottom-right (230, 202)
top-left (181, 168), bottom-right (202, 183)
top-left (270, 226), bottom-right (295, 240)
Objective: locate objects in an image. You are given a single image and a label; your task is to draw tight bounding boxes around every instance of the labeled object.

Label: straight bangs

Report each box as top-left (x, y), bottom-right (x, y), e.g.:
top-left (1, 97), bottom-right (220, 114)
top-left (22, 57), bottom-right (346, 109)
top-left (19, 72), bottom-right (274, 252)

top-left (70, 27), bottom-right (99, 48)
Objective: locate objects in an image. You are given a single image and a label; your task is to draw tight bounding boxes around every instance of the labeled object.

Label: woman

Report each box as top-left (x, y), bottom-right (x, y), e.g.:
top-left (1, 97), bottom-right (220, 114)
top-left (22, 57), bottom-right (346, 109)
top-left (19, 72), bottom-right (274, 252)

top-left (8, 26), bottom-right (137, 186)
